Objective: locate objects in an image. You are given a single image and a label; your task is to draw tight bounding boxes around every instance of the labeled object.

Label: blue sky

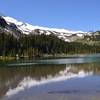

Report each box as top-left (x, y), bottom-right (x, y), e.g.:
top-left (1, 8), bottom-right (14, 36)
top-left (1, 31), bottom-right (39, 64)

top-left (0, 0), bottom-right (100, 31)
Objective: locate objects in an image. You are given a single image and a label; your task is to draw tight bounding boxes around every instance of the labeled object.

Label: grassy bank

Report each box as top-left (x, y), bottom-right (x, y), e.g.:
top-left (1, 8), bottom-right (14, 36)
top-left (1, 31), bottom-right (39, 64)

top-left (0, 53), bottom-right (99, 61)
top-left (0, 56), bottom-right (16, 61)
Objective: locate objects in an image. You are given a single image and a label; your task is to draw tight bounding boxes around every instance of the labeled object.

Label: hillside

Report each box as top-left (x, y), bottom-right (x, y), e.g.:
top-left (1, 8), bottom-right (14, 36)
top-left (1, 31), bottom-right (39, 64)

top-left (0, 15), bottom-right (100, 58)
top-left (1, 16), bottom-right (89, 42)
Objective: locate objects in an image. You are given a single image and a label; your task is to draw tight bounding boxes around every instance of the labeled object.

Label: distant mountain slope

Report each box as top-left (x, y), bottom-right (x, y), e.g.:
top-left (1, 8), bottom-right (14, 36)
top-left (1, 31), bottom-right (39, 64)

top-left (0, 15), bottom-right (99, 42)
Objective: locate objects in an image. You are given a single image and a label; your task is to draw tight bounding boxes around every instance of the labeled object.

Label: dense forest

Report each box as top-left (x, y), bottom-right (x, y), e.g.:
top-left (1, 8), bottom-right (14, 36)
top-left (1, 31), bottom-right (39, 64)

top-left (0, 32), bottom-right (100, 58)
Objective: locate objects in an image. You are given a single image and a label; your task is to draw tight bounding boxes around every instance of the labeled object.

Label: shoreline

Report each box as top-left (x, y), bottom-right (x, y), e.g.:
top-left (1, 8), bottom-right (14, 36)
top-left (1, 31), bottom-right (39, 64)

top-left (0, 53), bottom-right (99, 61)
top-left (0, 56), bottom-right (16, 61)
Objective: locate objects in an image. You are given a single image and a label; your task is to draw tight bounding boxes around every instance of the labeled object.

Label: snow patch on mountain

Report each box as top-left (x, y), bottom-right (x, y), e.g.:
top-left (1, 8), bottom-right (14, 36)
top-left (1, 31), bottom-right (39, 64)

top-left (2, 16), bottom-right (89, 42)
top-left (3, 16), bottom-right (85, 34)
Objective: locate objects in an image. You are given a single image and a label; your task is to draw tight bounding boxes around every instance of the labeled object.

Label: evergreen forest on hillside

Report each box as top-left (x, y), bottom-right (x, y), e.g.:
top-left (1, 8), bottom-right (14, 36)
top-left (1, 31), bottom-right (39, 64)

top-left (0, 32), bottom-right (100, 58)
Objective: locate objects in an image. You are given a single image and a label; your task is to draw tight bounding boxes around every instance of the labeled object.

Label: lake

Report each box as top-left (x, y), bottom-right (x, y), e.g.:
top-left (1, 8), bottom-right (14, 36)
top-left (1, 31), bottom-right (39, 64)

top-left (0, 53), bottom-right (100, 100)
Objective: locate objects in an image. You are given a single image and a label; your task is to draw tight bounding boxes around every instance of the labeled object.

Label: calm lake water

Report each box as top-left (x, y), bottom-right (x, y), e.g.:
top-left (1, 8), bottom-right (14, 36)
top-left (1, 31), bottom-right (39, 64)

top-left (0, 53), bottom-right (100, 100)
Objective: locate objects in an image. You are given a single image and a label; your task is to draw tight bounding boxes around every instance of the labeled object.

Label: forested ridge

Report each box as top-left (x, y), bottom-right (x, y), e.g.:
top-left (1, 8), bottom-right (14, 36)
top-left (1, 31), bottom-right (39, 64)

top-left (0, 32), bottom-right (100, 58)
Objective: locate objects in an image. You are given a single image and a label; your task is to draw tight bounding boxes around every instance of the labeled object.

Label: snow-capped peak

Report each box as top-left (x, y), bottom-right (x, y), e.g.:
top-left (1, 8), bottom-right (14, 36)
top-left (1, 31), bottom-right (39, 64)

top-left (2, 16), bottom-right (87, 42)
top-left (3, 16), bottom-right (85, 34)
top-left (3, 16), bottom-right (23, 26)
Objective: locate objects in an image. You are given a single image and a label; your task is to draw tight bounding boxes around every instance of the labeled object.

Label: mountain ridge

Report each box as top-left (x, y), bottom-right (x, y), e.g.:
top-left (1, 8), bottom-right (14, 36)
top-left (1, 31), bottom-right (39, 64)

top-left (3, 16), bottom-right (85, 33)
top-left (1, 16), bottom-right (90, 42)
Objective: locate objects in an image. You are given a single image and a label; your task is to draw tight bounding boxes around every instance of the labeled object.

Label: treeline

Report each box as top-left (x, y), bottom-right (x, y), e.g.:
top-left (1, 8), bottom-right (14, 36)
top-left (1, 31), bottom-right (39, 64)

top-left (0, 33), bottom-right (100, 57)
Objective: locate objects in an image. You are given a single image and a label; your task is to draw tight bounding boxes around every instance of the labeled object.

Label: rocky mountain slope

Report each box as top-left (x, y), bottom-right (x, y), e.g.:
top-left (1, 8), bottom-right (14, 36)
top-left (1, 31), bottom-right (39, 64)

top-left (0, 15), bottom-right (99, 42)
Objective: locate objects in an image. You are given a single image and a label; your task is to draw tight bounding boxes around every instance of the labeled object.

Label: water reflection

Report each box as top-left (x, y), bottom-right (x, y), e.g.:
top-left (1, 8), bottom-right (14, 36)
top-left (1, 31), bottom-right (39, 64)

top-left (0, 64), bottom-right (65, 97)
top-left (5, 66), bottom-right (93, 97)
top-left (0, 60), bottom-right (100, 98)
